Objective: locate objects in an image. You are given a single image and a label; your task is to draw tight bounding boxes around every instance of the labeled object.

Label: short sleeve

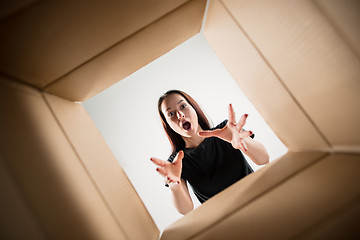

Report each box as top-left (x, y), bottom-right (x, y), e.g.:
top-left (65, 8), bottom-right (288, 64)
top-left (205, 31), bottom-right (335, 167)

top-left (164, 152), bottom-right (178, 187)
top-left (213, 119), bottom-right (228, 130)
top-left (167, 152), bottom-right (177, 163)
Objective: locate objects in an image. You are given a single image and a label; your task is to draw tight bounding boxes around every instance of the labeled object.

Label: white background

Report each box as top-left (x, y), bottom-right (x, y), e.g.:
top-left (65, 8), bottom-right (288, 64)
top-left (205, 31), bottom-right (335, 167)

top-left (83, 33), bottom-right (287, 233)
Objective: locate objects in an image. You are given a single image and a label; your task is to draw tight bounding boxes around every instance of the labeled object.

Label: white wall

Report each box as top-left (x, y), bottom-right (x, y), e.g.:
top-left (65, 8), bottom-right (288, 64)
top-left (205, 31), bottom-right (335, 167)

top-left (83, 33), bottom-right (287, 233)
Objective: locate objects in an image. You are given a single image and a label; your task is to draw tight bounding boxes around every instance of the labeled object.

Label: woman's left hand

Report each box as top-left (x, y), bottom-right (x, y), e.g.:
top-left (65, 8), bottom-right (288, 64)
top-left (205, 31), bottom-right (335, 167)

top-left (198, 104), bottom-right (252, 152)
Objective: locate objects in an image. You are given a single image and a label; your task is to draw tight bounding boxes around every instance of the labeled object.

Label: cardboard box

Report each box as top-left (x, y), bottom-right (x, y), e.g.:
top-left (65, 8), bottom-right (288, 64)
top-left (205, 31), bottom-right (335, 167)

top-left (0, 0), bottom-right (359, 239)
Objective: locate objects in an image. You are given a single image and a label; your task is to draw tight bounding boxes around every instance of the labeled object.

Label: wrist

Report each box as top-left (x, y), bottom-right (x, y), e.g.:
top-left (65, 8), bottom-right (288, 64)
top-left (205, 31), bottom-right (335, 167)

top-left (169, 180), bottom-right (182, 190)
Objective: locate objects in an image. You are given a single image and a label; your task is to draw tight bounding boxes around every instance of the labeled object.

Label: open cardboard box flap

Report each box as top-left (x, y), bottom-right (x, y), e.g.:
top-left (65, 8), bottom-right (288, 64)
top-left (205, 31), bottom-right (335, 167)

top-left (1, 0), bottom-right (359, 239)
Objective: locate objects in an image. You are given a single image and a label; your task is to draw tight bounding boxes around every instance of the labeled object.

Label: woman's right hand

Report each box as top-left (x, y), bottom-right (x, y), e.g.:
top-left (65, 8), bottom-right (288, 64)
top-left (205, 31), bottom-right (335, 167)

top-left (150, 151), bottom-right (184, 188)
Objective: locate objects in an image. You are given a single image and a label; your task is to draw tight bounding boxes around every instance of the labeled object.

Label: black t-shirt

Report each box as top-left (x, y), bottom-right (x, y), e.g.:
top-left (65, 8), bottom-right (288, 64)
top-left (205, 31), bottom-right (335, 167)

top-left (167, 120), bottom-right (254, 203)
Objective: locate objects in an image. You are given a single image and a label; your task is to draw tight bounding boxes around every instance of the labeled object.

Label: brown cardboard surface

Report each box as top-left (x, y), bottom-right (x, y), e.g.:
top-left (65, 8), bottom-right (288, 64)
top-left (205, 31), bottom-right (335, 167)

top-left (192, 153), bottom-right (360, 239)
top-left (220, 0), bottom-right (360, 152)
top-left (0, 0), bottom-right (39, 21)
top-left (1, 0), bottom-right (359, 238)
top-left (43, 93), bottom-right (159, 240)
top-left (0, 77), bottom-right (127, 239)
top-left (161, 151), bottom-right (327, 239)
top-left (45, 0), bottom-right (207, 102)
top-left (315, 0), bottom-right (360, 58)
top-left (203, 0), bottom-right (331, 151)
top-left (0, 155), bottom-right (46, 239)
top-left (167, 153), bottom-right (360, 240)
top-left (293, 194), bottom-right (360, 239)
top-left (0, 0), bottom-right (189, 88)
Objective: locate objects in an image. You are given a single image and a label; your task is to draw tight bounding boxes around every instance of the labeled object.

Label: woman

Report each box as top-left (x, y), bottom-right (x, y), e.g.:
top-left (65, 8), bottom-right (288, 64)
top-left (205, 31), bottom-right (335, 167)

top-left (150, 90), bottom-right (269, 215)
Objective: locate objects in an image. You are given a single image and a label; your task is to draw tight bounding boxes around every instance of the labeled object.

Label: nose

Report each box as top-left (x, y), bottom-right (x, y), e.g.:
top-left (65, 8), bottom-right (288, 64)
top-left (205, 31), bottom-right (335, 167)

top-left (176, 111), bottom-right (184, 120)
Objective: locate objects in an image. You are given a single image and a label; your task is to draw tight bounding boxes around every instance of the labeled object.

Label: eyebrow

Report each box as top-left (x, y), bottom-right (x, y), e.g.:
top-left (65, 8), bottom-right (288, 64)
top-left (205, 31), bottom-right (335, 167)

top-left (165, 99), bottom-right (184, 112)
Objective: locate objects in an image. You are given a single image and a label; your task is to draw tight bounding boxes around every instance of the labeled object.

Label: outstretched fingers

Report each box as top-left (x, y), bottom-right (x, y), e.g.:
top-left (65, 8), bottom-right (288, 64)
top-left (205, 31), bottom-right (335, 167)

top-left (236, 113), bottom-right (248, 131)
top-left (239, 129), bottom-right (253, 138)
top-left (198, 128), bottom-right (222, 138)
top-left (150, 157), bottom-right (167, 177)
top-left (229, 104), bottom-right (249, 131)
top-left (156, 166), bottom-right (167, 176)
top-left (150, 157), bottom-right (166, 167)
top-left (151, 152), bottom-right (183, 182)
top-left (239, 130), bottom-right (252, 151)
top-left (240, 139), bottom-right (248, 152)
top-left (228, 104), bottom-right (236, 126)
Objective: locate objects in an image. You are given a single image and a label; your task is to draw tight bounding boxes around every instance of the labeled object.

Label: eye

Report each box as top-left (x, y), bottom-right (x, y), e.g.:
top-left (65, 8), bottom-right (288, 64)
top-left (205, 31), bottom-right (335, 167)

top-left (180, 103), bottom-right (187, 109)
top-left (168, 112), bottom-right (175, 117)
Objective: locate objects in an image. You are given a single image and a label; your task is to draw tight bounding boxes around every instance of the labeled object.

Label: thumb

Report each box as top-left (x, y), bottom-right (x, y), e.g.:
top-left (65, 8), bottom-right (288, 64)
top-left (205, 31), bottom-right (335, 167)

top-left (173, 150), bottom-right (184, 165)
top-left (198, 128), bottom-right (222, 138)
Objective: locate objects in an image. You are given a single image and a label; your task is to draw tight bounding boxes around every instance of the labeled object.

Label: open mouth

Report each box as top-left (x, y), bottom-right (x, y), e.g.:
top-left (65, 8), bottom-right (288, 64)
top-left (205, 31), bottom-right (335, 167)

top-left (182, 121), bottom-right (191, 131)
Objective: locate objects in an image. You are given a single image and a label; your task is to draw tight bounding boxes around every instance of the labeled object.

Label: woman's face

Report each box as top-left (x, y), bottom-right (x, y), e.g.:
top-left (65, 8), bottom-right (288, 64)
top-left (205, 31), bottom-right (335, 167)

top-left (161, 93), bottom-right (201, 138)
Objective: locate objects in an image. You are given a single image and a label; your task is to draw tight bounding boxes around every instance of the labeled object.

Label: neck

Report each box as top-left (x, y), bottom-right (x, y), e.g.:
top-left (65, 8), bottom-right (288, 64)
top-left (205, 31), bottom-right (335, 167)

top-left (183, 127), bottom-right (205, 148)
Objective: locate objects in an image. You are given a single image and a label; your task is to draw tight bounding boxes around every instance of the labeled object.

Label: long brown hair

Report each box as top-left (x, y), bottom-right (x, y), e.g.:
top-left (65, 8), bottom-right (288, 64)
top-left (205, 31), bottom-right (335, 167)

top-left (158, 90), bottom-right (211, 154)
